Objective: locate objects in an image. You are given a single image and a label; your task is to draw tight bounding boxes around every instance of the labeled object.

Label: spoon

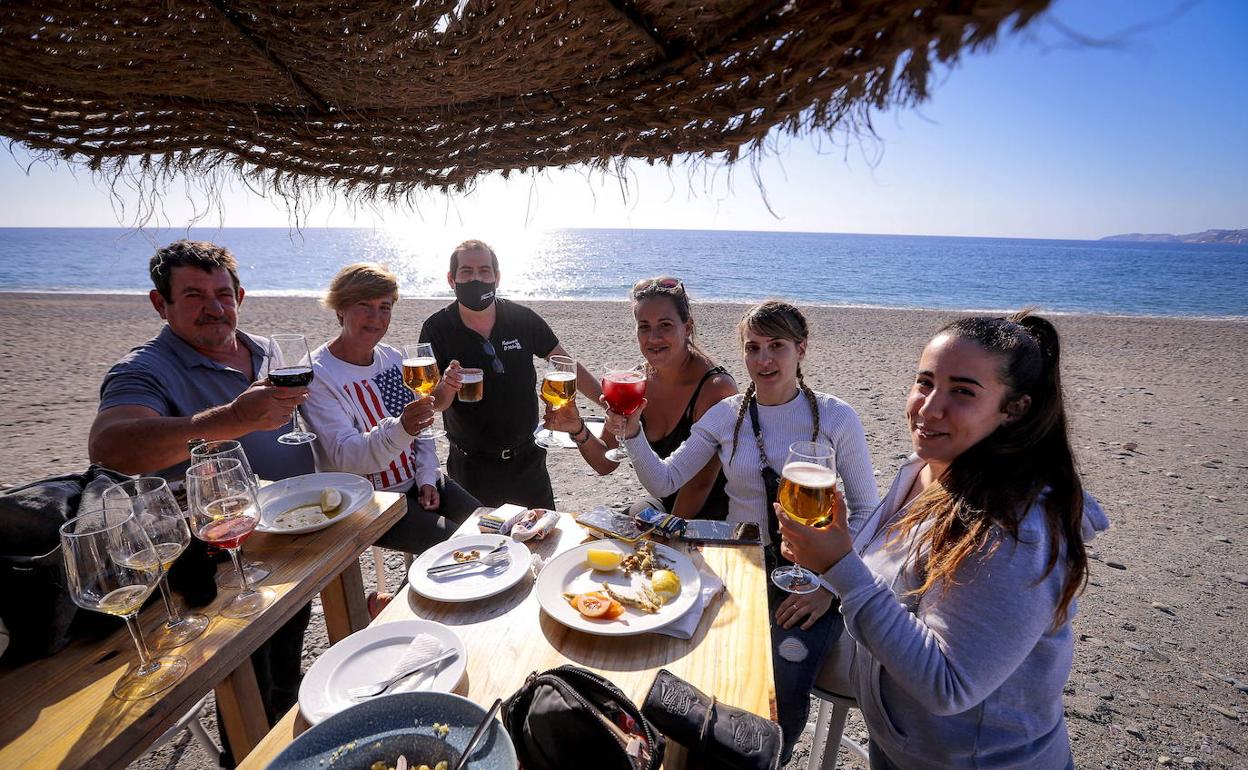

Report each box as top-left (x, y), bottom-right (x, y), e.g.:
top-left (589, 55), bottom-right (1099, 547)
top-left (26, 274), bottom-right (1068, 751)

top-left (453, 697), bottom-right (504, 770)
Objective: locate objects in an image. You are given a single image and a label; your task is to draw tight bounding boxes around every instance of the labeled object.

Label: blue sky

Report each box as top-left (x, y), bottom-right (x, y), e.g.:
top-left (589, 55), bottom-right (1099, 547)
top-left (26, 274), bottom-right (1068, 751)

top-left (1, 0), bottom-right (1245, 239)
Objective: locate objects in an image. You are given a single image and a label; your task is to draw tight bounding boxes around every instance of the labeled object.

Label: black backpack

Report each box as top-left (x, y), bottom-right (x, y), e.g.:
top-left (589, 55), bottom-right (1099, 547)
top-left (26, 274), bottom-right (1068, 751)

top-left (0, 465), bottom-right (216, 664)
top-left (503, 665), bottom-right (664, 770)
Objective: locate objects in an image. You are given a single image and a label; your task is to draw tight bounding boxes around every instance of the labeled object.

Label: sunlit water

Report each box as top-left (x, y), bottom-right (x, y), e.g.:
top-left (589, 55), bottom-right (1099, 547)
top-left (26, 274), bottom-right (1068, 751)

top-left (1, 227), bottom-right (1244, 318)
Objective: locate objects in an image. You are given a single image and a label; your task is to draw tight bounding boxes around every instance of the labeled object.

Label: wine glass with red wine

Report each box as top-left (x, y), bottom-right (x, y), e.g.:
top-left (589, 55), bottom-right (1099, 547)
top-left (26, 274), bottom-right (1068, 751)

top-left (601, 363), bottom-right (647, 463)
top-left (266, 334), bottom-right (316, 445)
top-left (186, 458), bottom-right (273, 619)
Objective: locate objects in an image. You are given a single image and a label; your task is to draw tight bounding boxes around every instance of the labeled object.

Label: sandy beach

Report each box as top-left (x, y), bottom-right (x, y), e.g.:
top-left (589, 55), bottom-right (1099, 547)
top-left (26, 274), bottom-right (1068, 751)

top-left (1, 292), bottom-right (1245, 769)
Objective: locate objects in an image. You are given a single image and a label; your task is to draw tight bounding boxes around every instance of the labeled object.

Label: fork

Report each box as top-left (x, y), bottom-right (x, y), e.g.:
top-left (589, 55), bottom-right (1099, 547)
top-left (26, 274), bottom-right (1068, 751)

top-left (425, 542), bottom-right (510, 575)
top-left (347, 648), bottom-right (459, 700)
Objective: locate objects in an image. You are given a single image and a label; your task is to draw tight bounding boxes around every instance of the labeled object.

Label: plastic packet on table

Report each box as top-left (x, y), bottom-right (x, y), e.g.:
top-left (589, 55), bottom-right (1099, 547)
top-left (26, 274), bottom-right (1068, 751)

top-left (511, 508), bottom-right (559, 542)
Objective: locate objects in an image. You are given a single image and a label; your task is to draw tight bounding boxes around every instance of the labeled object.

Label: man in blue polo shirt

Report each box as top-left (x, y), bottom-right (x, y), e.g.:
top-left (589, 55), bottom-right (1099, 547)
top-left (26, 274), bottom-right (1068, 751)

top-left (88, 239), bottom-right (313, 767)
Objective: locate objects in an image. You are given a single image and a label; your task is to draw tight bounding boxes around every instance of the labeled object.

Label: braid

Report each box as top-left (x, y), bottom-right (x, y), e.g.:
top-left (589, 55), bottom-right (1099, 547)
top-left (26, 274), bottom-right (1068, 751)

top-left (730, 383), bottom-right (756, 463)
top-left (797, 368), bottom-right (819, 441)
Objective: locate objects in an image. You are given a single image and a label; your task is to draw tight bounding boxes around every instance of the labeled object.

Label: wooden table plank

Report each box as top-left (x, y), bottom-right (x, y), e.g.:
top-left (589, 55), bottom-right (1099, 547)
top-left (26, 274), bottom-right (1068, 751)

top-left (0, 490), bottom-right (406, 770)
top-left (237, 512), bottom-right (775, 770)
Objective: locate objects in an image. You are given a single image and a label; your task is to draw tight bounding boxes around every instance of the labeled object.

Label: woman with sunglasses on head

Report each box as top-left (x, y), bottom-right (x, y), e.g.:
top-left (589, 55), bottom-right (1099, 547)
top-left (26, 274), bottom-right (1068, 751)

top-left (606, 300), bottom-right (879, 762)
top-left (779, 311), bottom-right (1109, 769)
top-left (302, 263), bottom-right (481, 563)
top-left (542, 277), bottom-right (738, 519)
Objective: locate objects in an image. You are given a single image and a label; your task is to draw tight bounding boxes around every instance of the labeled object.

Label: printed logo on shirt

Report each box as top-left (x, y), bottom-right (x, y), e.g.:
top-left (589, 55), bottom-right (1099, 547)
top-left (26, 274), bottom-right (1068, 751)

top-left (501, 338), bottom-right (522, 352)
top-left (338, 365), bottom-right (416, 491)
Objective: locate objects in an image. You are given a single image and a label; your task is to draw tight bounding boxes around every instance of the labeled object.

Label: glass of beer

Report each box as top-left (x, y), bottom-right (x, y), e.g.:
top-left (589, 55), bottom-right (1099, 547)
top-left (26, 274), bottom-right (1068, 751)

top-left (535, 355), bottom-right (577, 449)
top-left (60, 508), bottom-right (188, 699)
top-left (265, 334), bottom-right (317, 445)
top-left (458, 367), bottom-right (484, 402)
top-left (402, 342), bottom-right (446, 439)
top-left (601, 363), bottom-right (647, 463)
top-left (772, 441), bottom-right (839, 594)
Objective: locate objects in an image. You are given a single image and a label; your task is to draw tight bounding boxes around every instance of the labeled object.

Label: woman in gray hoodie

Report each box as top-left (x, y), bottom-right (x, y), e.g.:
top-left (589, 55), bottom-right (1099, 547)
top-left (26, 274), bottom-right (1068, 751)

top-left (780, 311), bottom-right (1109, 770)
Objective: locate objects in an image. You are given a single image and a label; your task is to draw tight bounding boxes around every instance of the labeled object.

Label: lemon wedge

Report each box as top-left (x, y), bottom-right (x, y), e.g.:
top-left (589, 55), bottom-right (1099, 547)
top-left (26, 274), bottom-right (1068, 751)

top-left (585, 548), bottom-right (624, 572)
top-left (650, 569), bottom-right (681, 602)
top-left (319, 487), bottom-right (343, 516)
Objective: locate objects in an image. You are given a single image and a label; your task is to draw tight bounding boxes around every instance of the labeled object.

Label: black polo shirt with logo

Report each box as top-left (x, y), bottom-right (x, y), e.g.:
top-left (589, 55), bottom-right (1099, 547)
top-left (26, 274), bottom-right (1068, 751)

top-left (419, 299), bottom-right (559, 454)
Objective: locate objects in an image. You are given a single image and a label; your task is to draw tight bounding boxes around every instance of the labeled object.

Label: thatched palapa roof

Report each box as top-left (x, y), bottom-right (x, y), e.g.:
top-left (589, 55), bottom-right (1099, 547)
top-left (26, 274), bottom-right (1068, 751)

top-left (0, 1), bottom-right (1051, 198)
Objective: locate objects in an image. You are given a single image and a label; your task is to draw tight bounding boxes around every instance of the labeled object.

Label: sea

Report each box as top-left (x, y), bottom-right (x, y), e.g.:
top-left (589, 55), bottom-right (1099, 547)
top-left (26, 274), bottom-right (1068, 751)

top-left (0, 227), bottom-right (1244, 319)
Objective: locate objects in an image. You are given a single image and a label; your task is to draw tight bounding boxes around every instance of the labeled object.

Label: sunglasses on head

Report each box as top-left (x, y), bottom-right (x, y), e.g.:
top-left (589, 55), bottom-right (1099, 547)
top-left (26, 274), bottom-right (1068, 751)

top-left (481, 340), bottom-right (505, 374)
top-left (631, 277), bottom-right (684, 295)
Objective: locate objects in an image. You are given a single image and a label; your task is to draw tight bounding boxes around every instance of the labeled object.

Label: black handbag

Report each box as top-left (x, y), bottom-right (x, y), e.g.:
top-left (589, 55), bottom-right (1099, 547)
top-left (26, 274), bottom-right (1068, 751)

top-left (503, 664), bottom-right (665, 770)
top-left (0, 465), bottom-right (217, 664)
top-left (642, 669), bottom-right (781, 770)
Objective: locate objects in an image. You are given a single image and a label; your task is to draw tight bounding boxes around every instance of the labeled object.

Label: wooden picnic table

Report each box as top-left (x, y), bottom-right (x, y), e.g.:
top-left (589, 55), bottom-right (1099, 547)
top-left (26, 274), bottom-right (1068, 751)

top-left (237, 510), bottom-right (776, 769)
top-left (0, 490), bottom-right (406, 770)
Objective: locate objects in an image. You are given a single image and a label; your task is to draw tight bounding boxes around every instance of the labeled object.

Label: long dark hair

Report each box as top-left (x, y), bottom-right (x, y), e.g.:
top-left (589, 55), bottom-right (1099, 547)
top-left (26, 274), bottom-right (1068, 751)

top-left (891, 310), bottom-right (1087, 627)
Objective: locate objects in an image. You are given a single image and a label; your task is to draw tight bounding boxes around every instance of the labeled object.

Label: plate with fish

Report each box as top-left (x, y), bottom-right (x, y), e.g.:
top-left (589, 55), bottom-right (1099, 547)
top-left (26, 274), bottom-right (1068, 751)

top-left (535, 539), bottom-right (701, 636)
top-left (256, 472), bottom-right (374, 534)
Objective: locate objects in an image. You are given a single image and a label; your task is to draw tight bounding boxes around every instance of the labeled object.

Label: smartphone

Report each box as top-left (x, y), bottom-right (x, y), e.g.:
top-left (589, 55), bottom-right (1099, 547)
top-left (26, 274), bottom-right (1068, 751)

top-left (574, 507), bottom-right (652, 543)
top-left (679, 520), bottom-right (762, 545)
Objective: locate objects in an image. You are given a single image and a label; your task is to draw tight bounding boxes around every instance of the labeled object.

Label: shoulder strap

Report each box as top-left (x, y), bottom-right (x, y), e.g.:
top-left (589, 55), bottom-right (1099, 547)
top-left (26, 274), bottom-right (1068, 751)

top-left (682, 365), bottom-right (730, 422)
top-left (746, 397), bottom-right (770, 472)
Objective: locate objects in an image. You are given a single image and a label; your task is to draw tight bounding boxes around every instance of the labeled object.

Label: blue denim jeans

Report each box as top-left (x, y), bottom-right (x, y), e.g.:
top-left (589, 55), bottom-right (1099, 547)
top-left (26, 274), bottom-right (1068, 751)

top-left (768, 578), bottom-right (844, 764)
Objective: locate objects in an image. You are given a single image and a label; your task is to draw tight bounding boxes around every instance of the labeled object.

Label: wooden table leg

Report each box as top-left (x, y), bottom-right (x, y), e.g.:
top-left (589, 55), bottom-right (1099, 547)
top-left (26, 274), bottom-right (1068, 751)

top-left (321, 559), bottom-right (369, 644)
top-left (216, 657), bottom-right (269, 763)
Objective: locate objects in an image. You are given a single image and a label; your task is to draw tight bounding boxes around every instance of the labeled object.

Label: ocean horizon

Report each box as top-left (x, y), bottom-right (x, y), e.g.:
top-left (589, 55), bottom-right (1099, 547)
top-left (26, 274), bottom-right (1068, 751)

top-left (1, 227), bottom-right (1245, 319)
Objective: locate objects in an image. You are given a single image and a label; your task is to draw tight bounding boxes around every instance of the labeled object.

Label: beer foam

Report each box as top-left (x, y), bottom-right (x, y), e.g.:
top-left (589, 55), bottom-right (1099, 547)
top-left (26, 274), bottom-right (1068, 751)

top-left (402, 357), bottom-right (437, 367)
top-left (460, 369), bottom-right (484, 382)
top-left (545, 371), bottom-right (576, 381)
top-left (781, 461), bottom-right (837, 487)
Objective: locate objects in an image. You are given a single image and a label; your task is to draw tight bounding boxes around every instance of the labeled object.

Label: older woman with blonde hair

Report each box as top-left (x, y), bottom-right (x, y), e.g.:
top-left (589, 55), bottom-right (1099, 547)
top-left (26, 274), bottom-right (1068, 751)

top-left (302, 263), bottom-right (479, 562)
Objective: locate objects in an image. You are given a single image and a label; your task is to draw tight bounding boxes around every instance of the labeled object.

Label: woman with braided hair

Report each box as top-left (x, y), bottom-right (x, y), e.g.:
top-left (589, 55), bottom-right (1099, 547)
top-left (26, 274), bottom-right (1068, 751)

top-left (609, 299), bottom-right (878, 761)
top-left (779, 311), bottom-right (1110, 769)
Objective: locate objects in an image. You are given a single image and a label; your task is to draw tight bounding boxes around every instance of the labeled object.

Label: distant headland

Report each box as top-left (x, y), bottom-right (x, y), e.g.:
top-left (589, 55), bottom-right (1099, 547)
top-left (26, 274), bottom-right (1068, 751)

top-left (1100, 229), bottom-right (1248, 245)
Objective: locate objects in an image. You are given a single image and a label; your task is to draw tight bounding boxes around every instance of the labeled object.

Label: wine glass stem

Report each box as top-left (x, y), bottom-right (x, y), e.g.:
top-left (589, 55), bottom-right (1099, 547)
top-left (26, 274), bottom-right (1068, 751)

top-left (123, 614), bottom-right (159, 675)
top-left (614, 430), bottom-right (628, 456)
top-left (289, 408), bottom-right (303, 435)
top-left (157, 575), bottom-right (185, 627)
top-left (227, 547), bottom-right (254, 593)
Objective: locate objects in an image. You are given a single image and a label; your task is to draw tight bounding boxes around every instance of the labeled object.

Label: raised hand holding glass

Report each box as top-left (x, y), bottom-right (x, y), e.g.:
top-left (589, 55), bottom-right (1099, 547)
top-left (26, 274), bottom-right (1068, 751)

top-left (601, 363), bottom-right (647, 463)
top-left (265, 333), bottom-right (316, 445)
top-left (772, 441), bottom-right (839, 594)
top-left (402, 342), bottom-right (446, 439)
top-left (535, 355), bottom-right (577, 449)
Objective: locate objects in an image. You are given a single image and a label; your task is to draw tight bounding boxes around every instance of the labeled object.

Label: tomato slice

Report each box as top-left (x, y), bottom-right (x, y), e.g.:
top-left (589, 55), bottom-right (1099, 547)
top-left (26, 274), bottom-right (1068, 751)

top-left (575, 594), bottom-right (611, 618)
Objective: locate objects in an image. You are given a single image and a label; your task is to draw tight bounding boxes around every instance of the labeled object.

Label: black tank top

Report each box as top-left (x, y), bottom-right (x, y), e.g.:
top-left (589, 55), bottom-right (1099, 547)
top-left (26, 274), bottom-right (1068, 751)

top-left (641, 365), bottom-right (732, 520)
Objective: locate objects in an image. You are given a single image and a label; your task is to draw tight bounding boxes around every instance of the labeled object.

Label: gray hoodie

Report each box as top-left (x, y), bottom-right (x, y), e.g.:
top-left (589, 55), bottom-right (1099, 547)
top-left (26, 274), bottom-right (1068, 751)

top-left (821, 457), bottom-right (1111, 769)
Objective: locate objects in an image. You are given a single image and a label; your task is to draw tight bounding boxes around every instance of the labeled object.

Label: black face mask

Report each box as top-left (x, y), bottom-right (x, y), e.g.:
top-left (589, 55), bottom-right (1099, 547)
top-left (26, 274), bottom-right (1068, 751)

top-left (454, 279), bottom-right (496, 312)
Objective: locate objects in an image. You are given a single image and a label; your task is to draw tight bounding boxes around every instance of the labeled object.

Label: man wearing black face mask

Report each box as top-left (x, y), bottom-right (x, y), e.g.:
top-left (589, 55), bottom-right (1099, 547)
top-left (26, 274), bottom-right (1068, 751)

top-left (420, 240), bottom-right (601, 509)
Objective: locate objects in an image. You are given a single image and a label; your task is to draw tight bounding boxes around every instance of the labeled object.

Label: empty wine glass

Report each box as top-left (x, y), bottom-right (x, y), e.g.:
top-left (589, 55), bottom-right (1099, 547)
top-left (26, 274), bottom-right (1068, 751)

top-left (601, 363), bottom-right (647, 463)
top-left (401, 342), bottom-right (446, 439)
top-left (190, 439), bottom-right (271, 587)
top-left (186, 458), bottom-right (274, 619)
top-left (265, 334), bottom-right (316, 445)
top-left (60, 508), bottom-right (188, 700)
top-left (103, 478), bottom-right (210, 648)
top-left (535, 355), bottom-right (577, 449)
top-left (772, 441), bottom-right (839, 594)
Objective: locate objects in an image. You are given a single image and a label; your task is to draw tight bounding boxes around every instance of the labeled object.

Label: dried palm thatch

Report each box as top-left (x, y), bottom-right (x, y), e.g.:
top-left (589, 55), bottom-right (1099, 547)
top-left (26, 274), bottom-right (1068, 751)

top-left (0, 1), bottom-right (1051, 199)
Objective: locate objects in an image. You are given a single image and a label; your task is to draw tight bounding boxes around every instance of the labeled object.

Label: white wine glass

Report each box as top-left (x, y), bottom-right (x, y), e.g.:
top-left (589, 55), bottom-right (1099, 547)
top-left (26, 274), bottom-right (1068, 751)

top-left (401, 342), bottom-right (446, 439)
top-left (535, 355), bottom-right (577, 449)
top-left (186, 458), bottom-right (274, 619)
top-left (103, 478), bottom-right (210, 648)
top-left (60, 508), bottom-right (188, 700)
top-left (189, 439), bottom-right (271, 587)
top-left (265, 333), bottom-right (316, 445)
top-left (772, 441), bottom-right (839, 594)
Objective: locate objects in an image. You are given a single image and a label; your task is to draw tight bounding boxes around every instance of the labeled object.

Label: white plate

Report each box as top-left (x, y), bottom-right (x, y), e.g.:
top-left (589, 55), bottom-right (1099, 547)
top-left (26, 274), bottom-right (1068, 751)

top-left (255, 472), bottom-right (374, 534)
top-left (297, 619), bottom-right (466, 725)
top-left (407, 534), bottom-right (532, 603)
top-left (535, 540), bottom-right (702, 636)
top-left (532, 416), bottom-right (606, 448)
